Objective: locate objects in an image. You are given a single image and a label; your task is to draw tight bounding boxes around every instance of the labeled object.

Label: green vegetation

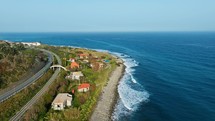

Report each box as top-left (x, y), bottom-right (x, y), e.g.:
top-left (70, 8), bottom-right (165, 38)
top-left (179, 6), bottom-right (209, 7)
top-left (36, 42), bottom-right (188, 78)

top-left (0, 41), bottom-right (48, 89)
top-left (22, 71), bottom-right (68, 121)
top-left (0, 70), bottom-right (54, 121)
top-left (22, 45), bottom-right (117, 121)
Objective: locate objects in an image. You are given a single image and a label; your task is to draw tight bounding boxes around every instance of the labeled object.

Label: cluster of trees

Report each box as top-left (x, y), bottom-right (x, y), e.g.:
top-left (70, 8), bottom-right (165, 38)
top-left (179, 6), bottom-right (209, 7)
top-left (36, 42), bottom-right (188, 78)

top-left (0, 42), bottom-right (25, 56)
top-left (0, 42), bottom-right (47, 89)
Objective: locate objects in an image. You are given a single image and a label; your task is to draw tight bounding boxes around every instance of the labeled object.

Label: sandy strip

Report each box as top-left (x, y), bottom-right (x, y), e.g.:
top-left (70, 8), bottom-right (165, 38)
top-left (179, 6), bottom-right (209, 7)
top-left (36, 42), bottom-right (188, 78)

top-left (90, 59), bottom-right (125, 121)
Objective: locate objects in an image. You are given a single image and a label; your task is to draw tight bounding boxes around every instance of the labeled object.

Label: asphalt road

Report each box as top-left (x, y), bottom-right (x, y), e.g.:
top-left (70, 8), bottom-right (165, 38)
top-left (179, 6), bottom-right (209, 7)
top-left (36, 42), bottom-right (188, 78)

top-left (9, 49), bottom-right (62, 121)
top-left (0, 48), bottom-right (54, 103)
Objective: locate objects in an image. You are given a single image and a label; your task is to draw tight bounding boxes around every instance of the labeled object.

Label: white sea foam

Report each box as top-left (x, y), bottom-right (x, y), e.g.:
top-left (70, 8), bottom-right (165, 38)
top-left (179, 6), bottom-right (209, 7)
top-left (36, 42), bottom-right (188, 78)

top-left (118, 74), bottom-right (149, 110)
top-left (109, 52), bottom-right (150, 120)
top-left (130, 74), bottom-right (137, 83)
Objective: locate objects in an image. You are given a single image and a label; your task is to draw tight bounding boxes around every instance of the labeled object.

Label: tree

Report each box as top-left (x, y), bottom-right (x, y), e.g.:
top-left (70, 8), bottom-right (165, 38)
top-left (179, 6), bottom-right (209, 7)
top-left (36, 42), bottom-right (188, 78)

top-left (0, 53), bottom-right (3, 60)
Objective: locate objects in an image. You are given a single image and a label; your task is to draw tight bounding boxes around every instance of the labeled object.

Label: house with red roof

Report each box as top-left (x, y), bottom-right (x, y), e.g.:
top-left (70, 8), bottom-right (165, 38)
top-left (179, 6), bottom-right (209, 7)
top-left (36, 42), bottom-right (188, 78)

top-left (70, 61), bottom-right (80, 69)
top-left (78, 83), bottom-right (90, 92)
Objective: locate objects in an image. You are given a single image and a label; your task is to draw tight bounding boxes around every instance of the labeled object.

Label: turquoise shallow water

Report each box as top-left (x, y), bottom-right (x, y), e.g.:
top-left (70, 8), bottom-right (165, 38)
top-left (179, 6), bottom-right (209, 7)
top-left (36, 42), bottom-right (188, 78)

top-left (1, 32), bottom-right (215, 121)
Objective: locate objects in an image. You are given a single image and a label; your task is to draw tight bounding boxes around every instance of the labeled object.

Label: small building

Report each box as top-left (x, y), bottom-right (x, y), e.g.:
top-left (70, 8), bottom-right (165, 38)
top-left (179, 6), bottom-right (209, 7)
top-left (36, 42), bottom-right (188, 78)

top-left (71, 71), bottom-right (84, 80)
top-left (79, 54), bottom-right (89, 59)
top-left (90, 62), bottom-right (104, 71)
top-left (98, 62), bottom-right (104, 69)
top-left (90, 62), bottom-right (99, 71)
top-left (83, 59), bottom-right (89, 63)
top-left (66, 71), bottom-right (84, 80)
top-left (52, 93), bottom-right (73, 110)
top-left (21, 42), bottom-right (41, 46)
top-left (70, 61), bottom-right (80, 69)
top-left (66, 71), bottom-right (83, 80)
top-left (78, 83), bottom-right (90, 92)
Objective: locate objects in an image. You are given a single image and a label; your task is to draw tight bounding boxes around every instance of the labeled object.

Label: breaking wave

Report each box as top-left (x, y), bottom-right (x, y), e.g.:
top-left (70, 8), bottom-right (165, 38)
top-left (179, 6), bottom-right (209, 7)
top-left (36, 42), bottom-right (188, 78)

top-left (110, 52), bottom-right (150, 120)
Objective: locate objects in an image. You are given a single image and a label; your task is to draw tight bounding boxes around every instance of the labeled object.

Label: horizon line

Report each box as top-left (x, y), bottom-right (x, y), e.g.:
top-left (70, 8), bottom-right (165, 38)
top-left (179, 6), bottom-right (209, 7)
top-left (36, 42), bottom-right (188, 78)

top-left (1, 30), bottom-right (215, 33)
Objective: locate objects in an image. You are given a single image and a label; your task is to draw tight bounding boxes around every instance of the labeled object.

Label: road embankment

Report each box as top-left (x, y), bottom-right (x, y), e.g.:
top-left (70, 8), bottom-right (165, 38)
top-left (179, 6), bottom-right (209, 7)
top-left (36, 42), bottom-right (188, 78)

top-left (9, 49), bottom-right (62, 121)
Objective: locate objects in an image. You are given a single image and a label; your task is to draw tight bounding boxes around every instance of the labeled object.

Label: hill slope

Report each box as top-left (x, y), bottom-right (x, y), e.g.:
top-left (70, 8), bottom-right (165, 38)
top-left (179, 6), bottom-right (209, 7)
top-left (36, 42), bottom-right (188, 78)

top-left (0, 41), bottom-right (47, 89)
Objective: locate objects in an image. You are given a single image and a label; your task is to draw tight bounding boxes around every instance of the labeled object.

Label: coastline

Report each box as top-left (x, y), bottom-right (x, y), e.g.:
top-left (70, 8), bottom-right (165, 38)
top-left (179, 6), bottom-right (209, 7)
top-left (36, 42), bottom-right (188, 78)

top-left (42, 44), bottom-right (126, 120)
top-left (90, 57), bottom-right (125, 121)
top-left (110, 64), bottom-right (125, 120)
top-left (1, 40), bottom-right (127, 120)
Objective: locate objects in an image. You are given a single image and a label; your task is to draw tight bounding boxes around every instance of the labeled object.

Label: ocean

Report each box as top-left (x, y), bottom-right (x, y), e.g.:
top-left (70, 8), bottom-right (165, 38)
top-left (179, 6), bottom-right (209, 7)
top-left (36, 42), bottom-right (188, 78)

top-left (0, 32), bottom-right (215, 121)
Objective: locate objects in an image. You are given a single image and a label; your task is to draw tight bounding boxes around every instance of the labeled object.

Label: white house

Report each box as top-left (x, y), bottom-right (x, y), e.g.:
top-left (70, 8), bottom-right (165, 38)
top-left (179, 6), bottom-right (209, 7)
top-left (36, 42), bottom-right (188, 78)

top-left (21, 42), bottom-right (41, 46)
top-left (83, 59), bottom-right (89, 63)
top-left (52, 93), bottom-right (72, 110)
top-left (65, 71), bottom-right (83, 80)
top-left (71, 71), bottom-right (84, 80)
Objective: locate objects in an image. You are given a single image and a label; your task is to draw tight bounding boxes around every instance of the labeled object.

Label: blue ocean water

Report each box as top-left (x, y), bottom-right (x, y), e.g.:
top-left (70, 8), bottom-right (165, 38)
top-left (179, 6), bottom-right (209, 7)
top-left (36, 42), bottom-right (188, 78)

top-left (1, 32), bottom-right (215, 121)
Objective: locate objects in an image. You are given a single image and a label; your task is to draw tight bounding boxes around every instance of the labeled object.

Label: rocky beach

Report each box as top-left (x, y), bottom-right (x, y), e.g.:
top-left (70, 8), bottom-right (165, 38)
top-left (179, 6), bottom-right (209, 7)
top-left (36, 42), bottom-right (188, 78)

top-left (90, 58), bottom-right (125, 121)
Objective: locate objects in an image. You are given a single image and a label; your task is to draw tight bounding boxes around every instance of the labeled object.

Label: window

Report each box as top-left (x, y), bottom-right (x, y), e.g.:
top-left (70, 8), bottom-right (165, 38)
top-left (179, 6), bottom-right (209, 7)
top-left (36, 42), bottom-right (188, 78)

top-left (57, 105), bottom-right (60, 108)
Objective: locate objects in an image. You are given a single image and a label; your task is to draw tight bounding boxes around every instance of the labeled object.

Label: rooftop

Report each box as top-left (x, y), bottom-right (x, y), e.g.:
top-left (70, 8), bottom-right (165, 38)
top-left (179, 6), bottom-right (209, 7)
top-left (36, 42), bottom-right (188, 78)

top-left (52, 93), bottom-right (72, 104)
top-left (72, 71), bottom-right (83, 76)
top-left (71, 61), bottom-right (79, 68)
top-left (78, 83), bottom-right (90, 89)
top-left (79, 54), bottom-right (88, 57)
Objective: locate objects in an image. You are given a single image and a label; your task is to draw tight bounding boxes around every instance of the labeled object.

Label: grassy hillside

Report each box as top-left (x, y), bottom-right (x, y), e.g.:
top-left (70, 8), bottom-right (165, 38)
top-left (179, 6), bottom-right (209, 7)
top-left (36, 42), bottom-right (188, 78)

top-left (0, 41), bottom-right (47, 89)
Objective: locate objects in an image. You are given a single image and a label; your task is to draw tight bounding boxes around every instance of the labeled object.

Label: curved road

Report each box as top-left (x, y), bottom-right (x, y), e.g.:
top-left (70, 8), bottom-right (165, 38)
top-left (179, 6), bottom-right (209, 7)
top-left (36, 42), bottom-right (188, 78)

top-left (0, 48), bottom-right (54, 103)
top-left (9, 49), bottom-right (62, 121)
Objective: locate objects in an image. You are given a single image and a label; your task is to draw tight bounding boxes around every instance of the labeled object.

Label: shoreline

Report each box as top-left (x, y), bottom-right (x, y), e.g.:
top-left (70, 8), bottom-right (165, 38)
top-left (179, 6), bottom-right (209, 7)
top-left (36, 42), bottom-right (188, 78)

top-left (110, 64), bottom-right (125, 120)
top-left (90, 58), bottom-right (125, 121)
top-left (1, 40), bottom-right (127, 120)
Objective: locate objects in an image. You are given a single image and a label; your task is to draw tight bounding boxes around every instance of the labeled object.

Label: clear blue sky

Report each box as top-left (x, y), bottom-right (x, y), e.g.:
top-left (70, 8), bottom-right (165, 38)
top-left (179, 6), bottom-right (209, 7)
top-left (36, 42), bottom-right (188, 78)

top-left (0, 0), bottom-right (215, 32)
